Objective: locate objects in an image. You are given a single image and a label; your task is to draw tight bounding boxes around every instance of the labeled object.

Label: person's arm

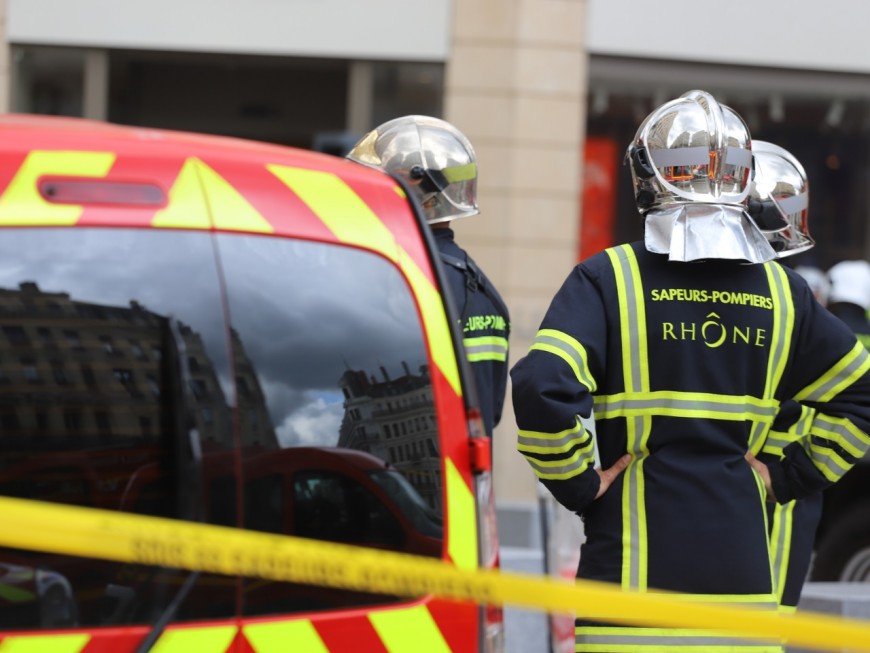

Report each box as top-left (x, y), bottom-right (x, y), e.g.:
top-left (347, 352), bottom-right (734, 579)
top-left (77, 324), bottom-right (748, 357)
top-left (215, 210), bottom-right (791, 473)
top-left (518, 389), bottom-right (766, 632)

top-left (511, 264), bottom-right (628, 514)
top-left (772, 282), bottom-right (870, 502)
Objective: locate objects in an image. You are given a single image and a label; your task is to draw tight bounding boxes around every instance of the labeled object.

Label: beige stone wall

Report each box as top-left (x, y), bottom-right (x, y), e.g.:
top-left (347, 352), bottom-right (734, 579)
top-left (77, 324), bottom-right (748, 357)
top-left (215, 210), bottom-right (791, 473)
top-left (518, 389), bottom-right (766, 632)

top-left (0, 0), bottom-right (8, 113)
top-left (444, 0), bottom-right (588, 504)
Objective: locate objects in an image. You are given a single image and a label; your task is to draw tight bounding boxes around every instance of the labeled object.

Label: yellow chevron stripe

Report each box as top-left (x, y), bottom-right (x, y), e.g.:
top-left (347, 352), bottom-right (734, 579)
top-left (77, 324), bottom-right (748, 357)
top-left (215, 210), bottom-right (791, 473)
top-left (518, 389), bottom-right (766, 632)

top-left (152, 157), bottom-right (212, 229)
top-left (150, 625), bottom-right (236, 653)
top-left (445, 457), bottom-right (477, 570)
top-left (266, 165), bottom-right (460, 396)
top-left (0, 634), bottom-right (89, 653)
top-left (196, 160), bottom-right (273, 233)
top-left (244, 619), bottom-right (328, 653)
top-left (0, 151), bottom-right (115, 225)
top-left (369, 604), bottom-right (451, 653)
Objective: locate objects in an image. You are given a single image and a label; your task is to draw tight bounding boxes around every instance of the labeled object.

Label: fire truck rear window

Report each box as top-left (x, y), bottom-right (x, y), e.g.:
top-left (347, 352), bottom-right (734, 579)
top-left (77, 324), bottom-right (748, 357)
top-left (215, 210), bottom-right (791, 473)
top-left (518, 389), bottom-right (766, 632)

top-left (0, 228), bottom-right (444, 628)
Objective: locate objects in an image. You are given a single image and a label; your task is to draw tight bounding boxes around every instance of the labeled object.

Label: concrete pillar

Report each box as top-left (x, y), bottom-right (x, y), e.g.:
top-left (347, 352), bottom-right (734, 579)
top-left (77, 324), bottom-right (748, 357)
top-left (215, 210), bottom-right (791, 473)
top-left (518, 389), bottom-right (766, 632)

top-left (0, 0), bottom-right (9, 113)
top-left (347, 60), bottom-right (374, 134)
top-left (444, 0), bottom-right (589, 505)
top-left (83, 48), bottom-right (109, 121)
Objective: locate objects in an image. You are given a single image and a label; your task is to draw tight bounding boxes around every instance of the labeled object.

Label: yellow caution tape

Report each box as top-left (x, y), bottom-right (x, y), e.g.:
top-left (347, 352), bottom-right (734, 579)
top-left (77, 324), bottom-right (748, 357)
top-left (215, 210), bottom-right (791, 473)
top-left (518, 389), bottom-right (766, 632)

top-left (1, 496), bottom-right (869, 652)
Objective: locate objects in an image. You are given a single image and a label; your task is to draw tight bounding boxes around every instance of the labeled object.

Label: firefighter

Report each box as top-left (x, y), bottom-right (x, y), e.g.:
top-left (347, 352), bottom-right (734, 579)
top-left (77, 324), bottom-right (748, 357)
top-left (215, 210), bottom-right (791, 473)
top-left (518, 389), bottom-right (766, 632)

top-left (346, 115), bottom-right (510, 437)
top-left (827, 259), bottom-right (870, 350)
top-left (510, 90), bottom-right (870, 652)
top-left (749, 140), bottom-right (822, 613)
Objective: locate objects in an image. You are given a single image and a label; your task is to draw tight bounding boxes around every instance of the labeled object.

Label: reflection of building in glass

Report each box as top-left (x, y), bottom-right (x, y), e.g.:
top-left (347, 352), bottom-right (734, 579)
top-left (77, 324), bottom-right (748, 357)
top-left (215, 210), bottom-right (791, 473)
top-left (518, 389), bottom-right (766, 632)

top-left (0, 282), bottom-right (276, 452)
top-left (338, 362), bottom-right (441, 511)
top-left (230, 328), bottom-right (276, 449)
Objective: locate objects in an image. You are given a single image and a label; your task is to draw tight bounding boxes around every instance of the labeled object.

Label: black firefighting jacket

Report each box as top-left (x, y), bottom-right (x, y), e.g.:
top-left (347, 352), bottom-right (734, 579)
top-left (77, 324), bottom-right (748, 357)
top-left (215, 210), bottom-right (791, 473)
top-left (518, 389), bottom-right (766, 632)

top-left (760, 401), bottom-right (822, 610)
top-left (511, 241), bottom-right (870, 651)
top-left (434, 227), bottom-right (509, 436)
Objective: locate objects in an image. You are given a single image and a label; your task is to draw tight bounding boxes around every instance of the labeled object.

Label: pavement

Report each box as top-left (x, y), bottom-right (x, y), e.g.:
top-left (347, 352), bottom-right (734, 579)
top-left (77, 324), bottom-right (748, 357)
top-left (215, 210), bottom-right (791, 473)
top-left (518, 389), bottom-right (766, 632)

top-left (499, 546), bottom-right (550, 653)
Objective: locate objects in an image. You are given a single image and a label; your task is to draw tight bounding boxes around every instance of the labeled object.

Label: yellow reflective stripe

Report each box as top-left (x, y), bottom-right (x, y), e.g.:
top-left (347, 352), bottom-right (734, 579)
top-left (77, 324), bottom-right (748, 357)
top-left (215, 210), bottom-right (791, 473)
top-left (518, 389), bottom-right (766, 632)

top-left (770, 501), bottom-right (795, 604)
top-left (152, 157), bottom-right (212, 229)
top-left (808, 443), bottom-right (851, 482)
top-left (531, 328), bottom-right (597, 392)
top-left (520, 440), bottom-right (596, 480)
top-left (575, 625), bottom-right (782, 652)
top-left (607, 244), bottom-right (650, 592)
top-left (268, 165), bottom-right (396, 252)
top-left (811, 414), bottom-right (870, 457)
top-left (763, 405), bottom-right (815, 457)
top-left (464, 335), bottom-right (508, 362)
top-left (0, 635), bottom-right (90, 653)
top-left (0, 151), bottom-right (115, 226)
top-left (763, 263), bottom-right (794, 396)
top-left (402, 254), bottom-right (462, 395)
top-left (796, 341), bottom-right (870, 402)
top-left (442, 162), bottom-right (476, 183)
top-left (593, 391), bottom-right (779, 421)
top-left (267, 165), bottom-right (460, 396)
top-left (445, 457), bottom-right (477, 570)
top-left (150, 626), bottom-right (237, 653)
top-left (575, 595), bottom-right (781, 653)
top-left (369, 604), bottom-right (451, 653)
top-left (196, 160), bottom-right (273, 233)
top-left (518, 417), bottom-right (587, 455)
top-left (748, 263), bottom-right (794, 455)
top-left (244, 619), bottom-right (328, 653)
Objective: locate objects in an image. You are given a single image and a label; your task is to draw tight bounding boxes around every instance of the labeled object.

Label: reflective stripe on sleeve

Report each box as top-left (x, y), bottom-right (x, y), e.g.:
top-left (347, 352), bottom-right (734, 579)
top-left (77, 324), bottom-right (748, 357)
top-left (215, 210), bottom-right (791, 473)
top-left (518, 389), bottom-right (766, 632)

top-left (463, 335), bottom-right (508, 362)
top-left (796, 341), bottom-right (870, 403)
top-left (517, 417), bottom-right (589, 455)
top-left (529, 328), bottom-right (597, 392)
top-left (810, 414), bottom-right (870, 457)
top-left (518, 417), bottom-right (596, 481)
top-left (807, 443), bottom-right (852, 482)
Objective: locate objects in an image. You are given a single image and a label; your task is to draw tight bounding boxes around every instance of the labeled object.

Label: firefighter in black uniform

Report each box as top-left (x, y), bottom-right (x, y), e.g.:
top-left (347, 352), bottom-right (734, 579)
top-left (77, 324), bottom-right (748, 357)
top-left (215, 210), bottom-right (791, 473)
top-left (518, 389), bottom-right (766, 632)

top-left (511, 90), bottom-right (870, 653)
top-left (346, 115), bottom-right (510, 436)
top-left (749, 140), bottom-right (823, 613)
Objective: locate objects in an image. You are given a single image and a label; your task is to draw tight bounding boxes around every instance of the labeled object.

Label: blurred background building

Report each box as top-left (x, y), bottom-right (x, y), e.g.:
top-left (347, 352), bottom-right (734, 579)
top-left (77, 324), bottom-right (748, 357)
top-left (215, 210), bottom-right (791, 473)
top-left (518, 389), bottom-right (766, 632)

top-left (3, 0), bottom-right (870, 526)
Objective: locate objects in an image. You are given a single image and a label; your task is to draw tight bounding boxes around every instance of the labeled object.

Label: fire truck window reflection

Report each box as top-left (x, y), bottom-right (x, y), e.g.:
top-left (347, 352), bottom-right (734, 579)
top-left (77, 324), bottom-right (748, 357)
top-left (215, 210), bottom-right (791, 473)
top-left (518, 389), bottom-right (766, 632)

top-left (293, 472), bottom-right (403, 549)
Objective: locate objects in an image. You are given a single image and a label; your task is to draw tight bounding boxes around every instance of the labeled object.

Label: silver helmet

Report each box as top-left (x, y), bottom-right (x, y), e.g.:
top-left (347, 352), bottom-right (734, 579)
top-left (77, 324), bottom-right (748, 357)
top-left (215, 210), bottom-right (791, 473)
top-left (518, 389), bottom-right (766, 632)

top-left (748, 140), bottom-right (813, 258)
top-left (630, 90), bottom-right (778, 263)
top-left (346, 115), bottom-right (478, 224)
top-left (627, 89), bottom-right (757, 212)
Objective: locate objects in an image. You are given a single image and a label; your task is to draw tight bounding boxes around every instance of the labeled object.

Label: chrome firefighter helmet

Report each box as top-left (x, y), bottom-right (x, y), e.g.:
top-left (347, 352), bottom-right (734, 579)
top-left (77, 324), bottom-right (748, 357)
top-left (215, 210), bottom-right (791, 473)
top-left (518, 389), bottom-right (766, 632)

top-left (748, 140), bottom-right (813, 258)
top-left (627, 89), bottom-right (756, 213)
top-left (631, 90), bottom-right (778, 263)
top-left (346, 115), bottom-right (478, 224)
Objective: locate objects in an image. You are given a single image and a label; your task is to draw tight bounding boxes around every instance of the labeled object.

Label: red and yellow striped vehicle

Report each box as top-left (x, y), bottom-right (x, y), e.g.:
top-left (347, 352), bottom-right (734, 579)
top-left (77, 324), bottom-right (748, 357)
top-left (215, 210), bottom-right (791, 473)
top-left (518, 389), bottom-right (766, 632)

top-left (0, 114), bottom-right (502, 652)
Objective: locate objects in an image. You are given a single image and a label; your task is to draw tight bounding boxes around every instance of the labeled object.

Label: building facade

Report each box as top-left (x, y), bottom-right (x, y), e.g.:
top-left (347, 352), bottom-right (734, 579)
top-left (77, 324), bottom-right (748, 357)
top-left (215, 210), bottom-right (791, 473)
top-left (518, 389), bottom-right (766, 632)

top-left (4, 0), bottom-right (870, 514)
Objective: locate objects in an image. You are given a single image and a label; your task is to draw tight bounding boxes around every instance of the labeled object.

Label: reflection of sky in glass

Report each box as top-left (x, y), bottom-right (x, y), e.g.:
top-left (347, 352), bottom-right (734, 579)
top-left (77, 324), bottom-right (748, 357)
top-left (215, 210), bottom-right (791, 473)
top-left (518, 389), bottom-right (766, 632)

top-left (217, 234), bottom-right (430, 446)
top-left (0, 228), bottom-right (431, 450)
top-left (0, 228), bottom-right (232, 399)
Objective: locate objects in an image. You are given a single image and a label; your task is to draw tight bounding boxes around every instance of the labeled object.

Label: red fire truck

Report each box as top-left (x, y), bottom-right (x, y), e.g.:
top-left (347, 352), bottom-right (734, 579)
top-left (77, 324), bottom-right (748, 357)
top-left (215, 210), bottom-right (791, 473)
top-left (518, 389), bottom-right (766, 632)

top-left (0, 114), bottom-right (502, 652)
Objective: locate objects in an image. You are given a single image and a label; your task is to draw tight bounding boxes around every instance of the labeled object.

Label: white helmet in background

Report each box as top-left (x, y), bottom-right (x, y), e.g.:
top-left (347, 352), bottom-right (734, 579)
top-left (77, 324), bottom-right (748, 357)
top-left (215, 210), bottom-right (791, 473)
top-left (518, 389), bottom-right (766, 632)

top-left (794, 265), bottom-right (831, 306)
top-left (628, 90), bottom-right (778, 263)
top-left (346, 115), bottom-right (478, 224)
top-left (749, 141), bottom-right (813, 258)
top-left (828, 260), bottom-right (870, 311)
